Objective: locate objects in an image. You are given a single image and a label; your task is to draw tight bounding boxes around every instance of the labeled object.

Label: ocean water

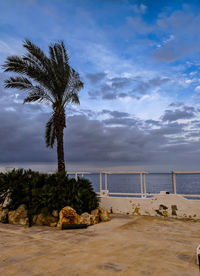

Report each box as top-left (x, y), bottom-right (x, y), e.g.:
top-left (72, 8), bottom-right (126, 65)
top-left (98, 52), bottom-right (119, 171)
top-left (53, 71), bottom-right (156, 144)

top-left (69, 173), bottom-right (200, 195)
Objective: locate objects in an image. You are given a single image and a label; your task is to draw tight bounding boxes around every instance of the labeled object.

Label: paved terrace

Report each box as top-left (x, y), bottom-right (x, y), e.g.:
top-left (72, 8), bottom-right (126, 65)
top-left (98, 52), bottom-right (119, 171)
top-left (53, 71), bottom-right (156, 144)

top-left (0, 215), bottom-right (199, 276)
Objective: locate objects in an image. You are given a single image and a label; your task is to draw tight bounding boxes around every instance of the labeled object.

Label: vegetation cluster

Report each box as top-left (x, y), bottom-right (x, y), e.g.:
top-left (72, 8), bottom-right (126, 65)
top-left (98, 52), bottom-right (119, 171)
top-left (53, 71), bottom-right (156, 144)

top-left (0, 169), bottom-right (99, 216)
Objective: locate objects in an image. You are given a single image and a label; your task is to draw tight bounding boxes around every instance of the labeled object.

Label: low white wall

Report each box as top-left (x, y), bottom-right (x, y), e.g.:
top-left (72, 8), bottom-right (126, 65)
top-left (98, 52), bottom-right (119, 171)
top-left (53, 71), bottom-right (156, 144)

top-left (100, 194), bottom-right (200, 220)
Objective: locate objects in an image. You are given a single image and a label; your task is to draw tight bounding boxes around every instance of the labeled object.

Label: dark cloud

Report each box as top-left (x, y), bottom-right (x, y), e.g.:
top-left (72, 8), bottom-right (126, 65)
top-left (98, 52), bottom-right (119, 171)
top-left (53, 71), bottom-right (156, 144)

top-left (162, 105), bottom-right (196, 122)
top-left (102, 92), bottom-right (117, 100)
top-left (86, 72), bottom-right (106, 84)
top-left (102, 117), bottom-right (137, 127)
top-left (0, 77), bottom-right (200, 169)
top-left (87, 75), bottom-right (171, 100)
top-left (131, 76), bottom-right (171, 95)
top-left (101, 110), bottom-right (130, 118)
top-left (169, 102), bottom-right (184, 107)
top-left (154, 8), bottom-right (200, 62)
top-left (110, 77), bottom-right (133, 89)
top-left (145, 119), bottom-right (161, 126)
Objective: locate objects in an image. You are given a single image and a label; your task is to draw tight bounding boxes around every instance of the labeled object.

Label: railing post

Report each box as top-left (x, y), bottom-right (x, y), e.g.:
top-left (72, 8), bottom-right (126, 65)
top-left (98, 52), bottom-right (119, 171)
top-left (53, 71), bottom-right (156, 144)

top-left (105, 173), bottom-right (108, 190)
top-left (100, 171), bottom-right (102, 193)
top-left (140, 173), bottom-right (143, 197)
top-left (143, 173), bottom-right (146, 196)
top-left (172, 171), bottom-right (176, 194)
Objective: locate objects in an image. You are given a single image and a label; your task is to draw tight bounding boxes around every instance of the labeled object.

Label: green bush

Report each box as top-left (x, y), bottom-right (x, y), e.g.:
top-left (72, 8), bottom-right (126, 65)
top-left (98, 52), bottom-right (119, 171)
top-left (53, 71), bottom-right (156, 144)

top-left (0, 169), bottom-right (99, 216)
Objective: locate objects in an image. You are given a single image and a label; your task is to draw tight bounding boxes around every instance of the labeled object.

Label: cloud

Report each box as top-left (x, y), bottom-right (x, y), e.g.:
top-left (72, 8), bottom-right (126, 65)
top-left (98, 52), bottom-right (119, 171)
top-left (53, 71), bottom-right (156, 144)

top-left (154, 7), bottom-right (200, 62)
top-left (195, 85), bottom-right (200, 92)
top-left (87, 74), bottom-right (171, 101)
top-left (101, 110), bottom-right (130, 118)
top-left (0, 91), bottom-right (200, 170)
top-left (131, 76), bottom-right (171, 95)
top-left (162, 105), bottom-right (196, 122)
top-left (132, 4), bottom-right (147, 15)
top-left (86, 72), bottom-right (107, 84)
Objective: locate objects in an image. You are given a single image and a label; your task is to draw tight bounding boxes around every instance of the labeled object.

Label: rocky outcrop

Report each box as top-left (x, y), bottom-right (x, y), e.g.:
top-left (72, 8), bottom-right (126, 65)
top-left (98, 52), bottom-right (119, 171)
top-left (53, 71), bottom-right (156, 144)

top-left (91, 208), bottom-right (100, 224)
top-left (33, 213), bottom-right (58, 227)
top-left (57, 206), bottom-right (80, 228)
top-left (52, 210), bottom-right (59, 218)
top-left (8, 204), bottom-right (28, 225)
top-left (80, 212), bottom-right (93, 225)
top-left (98, 207), bottom-right (110, 222)
top-left (0, 206), bottom-right (9, 223)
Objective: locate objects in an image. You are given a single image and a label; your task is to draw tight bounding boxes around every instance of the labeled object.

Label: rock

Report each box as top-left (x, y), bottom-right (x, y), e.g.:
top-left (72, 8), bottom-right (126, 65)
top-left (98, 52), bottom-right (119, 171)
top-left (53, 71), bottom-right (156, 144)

top-left (91, 209), bottom-right (100, 224)
top-left (50, 222), bottom-right (57, 227)
top-left (0, 207), bottom-right (9, 223)
top-left (8, 204), bottom-right (28, 225)
top-left (80, 212), bottom-right (92, 225)
top-left (98, 207), bottom-right (110, 222)
top-left (57, 206), bottom-right (80, 228)
top-left (34, 213), bottom-right (58, 226)
top-left (52, 210), bottom-right (59, 218)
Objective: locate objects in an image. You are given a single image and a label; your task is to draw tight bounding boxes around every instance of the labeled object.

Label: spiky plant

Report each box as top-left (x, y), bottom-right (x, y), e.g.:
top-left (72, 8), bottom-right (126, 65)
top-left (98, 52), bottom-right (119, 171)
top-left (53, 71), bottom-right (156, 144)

top-left (3, 40), bottom-right (83, 172)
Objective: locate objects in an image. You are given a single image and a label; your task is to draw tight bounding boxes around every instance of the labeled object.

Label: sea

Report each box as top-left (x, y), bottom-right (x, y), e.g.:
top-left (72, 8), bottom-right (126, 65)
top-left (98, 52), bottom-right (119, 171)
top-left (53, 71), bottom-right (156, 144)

top-left (69, 173), bottom-right (200, 196)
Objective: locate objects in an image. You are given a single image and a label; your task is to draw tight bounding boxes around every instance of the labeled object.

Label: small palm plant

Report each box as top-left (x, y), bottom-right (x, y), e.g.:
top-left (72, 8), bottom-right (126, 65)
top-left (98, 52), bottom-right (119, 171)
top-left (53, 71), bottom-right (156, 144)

top-left (3, 40), bottom-right (83, 172)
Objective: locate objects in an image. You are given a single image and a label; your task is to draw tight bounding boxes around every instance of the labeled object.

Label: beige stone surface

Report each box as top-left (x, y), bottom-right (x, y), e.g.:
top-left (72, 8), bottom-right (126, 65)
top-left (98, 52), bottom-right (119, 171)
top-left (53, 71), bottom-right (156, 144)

top-left (0, 215), bottom-right (199, 275)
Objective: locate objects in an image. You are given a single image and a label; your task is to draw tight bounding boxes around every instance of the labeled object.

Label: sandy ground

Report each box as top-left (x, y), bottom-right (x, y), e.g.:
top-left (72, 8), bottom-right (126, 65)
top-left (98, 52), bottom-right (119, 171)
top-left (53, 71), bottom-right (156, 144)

top-left (0, 214), bottom-right (199, 276)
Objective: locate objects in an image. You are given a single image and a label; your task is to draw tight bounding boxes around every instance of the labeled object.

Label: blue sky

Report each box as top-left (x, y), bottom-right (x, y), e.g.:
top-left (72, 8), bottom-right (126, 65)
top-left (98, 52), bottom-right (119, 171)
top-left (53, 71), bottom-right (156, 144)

top-left (1, 0), bottom-right (200, 172)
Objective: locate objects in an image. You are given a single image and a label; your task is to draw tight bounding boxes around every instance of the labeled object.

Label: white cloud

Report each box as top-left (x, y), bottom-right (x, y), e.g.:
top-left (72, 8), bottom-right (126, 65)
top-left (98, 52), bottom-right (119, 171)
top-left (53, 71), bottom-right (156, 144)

top-left (195, 85), bottom-right (200, 91)
top-left (133, 4), bottom-right (147, 14)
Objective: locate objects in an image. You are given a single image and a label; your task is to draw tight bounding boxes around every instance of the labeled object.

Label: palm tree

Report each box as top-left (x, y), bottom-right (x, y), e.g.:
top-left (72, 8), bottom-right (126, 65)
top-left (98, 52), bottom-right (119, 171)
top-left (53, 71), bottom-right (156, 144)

top-left (3, 39), bottom-right (84, 172)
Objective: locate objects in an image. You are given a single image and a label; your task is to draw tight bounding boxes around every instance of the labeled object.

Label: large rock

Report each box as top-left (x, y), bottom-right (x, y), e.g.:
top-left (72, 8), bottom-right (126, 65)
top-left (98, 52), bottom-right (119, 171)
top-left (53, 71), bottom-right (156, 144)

top-left (0, 206), bottom-right (9, 223)
top-left (8, 204), bottom-right (28, 225)
top-left (80, 212), bottom-right (92, 225)
top-left (98, 207), bottom-right (110, 222)
top-left (57, 206), bottom-right (80, 228)
top-left (52, 210), bottom-right (59, 218)
top-left (33, 213), bottom-right (58, 227)
top-left (91, 209), bottom-right (100, 224)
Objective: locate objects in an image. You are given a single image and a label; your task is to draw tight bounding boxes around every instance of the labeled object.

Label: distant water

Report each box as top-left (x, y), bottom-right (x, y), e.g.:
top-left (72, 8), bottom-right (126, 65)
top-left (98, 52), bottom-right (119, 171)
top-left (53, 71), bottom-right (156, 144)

top-left (69, 173), bottom-right (200, 195)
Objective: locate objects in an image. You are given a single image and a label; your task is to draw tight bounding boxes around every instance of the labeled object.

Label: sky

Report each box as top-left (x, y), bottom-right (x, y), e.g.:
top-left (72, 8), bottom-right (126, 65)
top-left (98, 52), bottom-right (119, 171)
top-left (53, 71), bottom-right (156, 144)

top-left (1, 0), bottom-right (200, 172)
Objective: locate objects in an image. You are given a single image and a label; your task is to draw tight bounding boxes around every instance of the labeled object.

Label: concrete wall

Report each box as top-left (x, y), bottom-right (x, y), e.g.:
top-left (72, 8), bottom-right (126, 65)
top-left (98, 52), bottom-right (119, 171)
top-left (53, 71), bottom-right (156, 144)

top-left (100, 194), bottom-right (200, 220)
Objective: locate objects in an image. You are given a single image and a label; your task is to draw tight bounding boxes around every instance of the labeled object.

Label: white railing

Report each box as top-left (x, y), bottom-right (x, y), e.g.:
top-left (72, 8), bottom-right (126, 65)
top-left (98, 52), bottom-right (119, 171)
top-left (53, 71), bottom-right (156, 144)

top-left (67, 172), bottom-right (91, 180)
top-left (47, 171), bottom-right (91, 180)
top-left (100, 171), bottom-right (148, 198)
top-left (172, 171), bottom-right (200, 198)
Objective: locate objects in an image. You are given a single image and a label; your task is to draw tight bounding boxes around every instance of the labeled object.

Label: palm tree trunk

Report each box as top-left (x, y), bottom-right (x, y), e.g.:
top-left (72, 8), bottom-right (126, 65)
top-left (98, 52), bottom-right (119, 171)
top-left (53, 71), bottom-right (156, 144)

top-left (55, 109), bottom-right (66, 173)
top-left (56, 126), bottom-right (65, 172)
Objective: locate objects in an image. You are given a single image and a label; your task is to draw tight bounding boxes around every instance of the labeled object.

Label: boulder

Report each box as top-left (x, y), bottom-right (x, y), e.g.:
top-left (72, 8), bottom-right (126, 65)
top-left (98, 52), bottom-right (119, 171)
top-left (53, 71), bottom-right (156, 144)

top-left (80, 212), bottom-right (92, 225)
top-left (91, 209), bottom-right (100, 224)
top-left (33, 213), bottom-right (58, 226)
top-left (0, 206), bottom-right (9, 223)
top-left (57, 206), bottom-right (80, 228)
top-left (8, 204), bottom-right (28, 225)
top-left (52, 210), bottom-right (59, 218)
top-left (98, 207), bottom-right (110, 222)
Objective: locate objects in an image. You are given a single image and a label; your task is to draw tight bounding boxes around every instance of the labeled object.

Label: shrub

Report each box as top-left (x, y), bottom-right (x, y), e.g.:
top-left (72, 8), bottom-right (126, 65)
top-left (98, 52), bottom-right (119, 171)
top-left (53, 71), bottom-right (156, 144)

top-left (0, 169), bottom-right (99, 216)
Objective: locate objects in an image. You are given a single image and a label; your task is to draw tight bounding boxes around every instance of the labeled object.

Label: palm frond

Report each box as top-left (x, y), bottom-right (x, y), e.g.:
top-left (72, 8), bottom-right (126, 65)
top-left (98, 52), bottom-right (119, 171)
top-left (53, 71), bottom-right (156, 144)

top-left (63, 68), bottom-right (84, 105)
top-left (23, 86), bottom-right (53, 103)
top-left (4, 76), bottom-right (33, 90)
top-left (3, 55), bottom-right (27, 73)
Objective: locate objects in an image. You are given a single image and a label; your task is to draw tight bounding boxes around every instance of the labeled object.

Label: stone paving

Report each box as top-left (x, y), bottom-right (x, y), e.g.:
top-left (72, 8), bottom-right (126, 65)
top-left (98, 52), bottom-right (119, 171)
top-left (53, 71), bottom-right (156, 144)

top-left (0, 214), bottom-right (199, 275)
